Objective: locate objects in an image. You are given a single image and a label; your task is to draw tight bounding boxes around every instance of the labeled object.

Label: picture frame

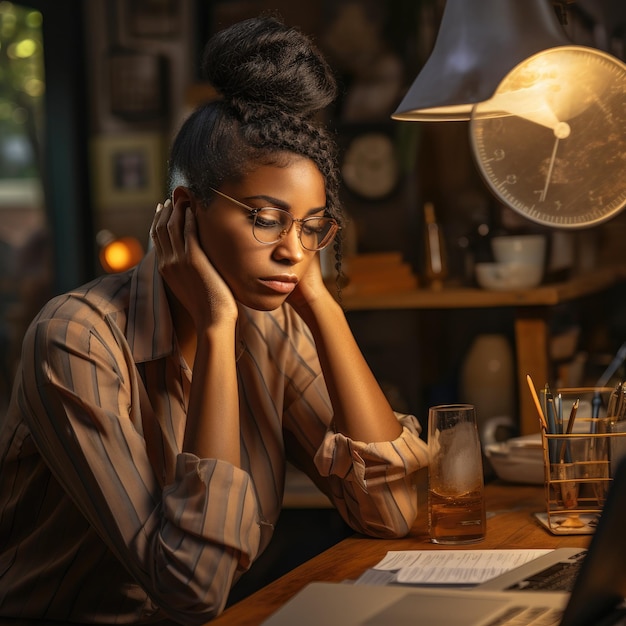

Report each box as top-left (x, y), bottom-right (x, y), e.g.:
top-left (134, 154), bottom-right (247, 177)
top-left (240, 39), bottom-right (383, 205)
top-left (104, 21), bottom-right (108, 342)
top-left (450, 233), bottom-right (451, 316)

top-left (91, 133), bottom-right (165, 208)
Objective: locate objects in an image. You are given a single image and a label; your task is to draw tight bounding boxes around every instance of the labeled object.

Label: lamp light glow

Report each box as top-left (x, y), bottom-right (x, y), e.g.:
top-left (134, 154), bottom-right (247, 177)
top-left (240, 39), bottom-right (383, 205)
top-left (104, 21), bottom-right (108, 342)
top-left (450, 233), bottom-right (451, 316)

top-left (97, 230), bottom-right (144, 273)
top-left (392, 0), bottom-right (571, 122)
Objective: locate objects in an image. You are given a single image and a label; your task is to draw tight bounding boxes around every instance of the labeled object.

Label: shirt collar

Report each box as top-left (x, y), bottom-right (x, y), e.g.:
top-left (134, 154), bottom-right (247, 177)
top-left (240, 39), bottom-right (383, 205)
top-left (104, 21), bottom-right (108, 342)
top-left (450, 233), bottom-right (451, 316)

top-left (126, 247), bottom-right (177, 363)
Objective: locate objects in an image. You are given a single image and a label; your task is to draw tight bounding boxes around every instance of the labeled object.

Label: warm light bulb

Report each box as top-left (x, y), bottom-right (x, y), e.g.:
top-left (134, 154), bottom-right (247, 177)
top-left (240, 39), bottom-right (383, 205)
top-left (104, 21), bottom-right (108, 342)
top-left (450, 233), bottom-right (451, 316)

top-left (99, 237), bottom-right (144, 273)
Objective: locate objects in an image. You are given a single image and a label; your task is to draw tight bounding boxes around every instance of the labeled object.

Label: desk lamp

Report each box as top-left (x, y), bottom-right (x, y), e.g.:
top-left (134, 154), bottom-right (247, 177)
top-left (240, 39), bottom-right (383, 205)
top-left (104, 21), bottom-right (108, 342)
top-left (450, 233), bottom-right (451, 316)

top-left (393, 0), bottom-right (626, 227)
top-left (392, 0), bottom-right (571, 122)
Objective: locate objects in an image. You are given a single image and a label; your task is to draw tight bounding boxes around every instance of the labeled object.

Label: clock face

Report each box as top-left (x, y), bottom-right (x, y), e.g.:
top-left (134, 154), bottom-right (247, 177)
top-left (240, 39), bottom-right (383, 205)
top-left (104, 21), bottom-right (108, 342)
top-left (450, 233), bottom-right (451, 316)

top-left (470, 46), bottom-right (626, 228)
top-left (341, 132), bottom-right (400, 200)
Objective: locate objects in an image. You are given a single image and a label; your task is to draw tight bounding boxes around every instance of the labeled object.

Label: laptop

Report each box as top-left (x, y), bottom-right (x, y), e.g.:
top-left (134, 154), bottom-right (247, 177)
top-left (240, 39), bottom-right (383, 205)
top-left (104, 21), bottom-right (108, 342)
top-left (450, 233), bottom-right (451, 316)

top-left (261, 457), bottom-right (626, 626)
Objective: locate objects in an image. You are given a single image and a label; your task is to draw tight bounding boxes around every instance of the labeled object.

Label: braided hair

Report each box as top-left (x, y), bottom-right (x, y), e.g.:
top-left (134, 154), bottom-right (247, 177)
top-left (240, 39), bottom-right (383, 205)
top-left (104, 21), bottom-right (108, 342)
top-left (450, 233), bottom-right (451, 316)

top-left (168, 16), bottom-right (345, 273)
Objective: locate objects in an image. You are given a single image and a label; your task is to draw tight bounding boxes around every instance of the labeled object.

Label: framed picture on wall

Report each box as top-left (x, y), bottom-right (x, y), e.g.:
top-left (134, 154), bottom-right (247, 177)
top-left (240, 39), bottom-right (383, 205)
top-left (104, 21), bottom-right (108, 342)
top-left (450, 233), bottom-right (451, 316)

top-left (91, 133), bottom-right (165, 208)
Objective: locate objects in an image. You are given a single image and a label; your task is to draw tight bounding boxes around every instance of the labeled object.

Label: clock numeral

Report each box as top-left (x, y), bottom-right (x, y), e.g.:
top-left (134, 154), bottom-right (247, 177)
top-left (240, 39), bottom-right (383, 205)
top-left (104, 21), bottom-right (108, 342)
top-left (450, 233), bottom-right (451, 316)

top-left (483, 148), bottom-right (505, 164)
top-left (588, 190), bottom-right (604, 206)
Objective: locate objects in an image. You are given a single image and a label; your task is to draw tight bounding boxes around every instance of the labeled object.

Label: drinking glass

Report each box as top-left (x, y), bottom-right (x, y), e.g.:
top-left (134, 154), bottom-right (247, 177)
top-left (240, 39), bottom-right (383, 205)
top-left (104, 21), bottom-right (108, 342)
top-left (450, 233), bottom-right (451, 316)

top-left (428, 403), bottom-right (486, 544)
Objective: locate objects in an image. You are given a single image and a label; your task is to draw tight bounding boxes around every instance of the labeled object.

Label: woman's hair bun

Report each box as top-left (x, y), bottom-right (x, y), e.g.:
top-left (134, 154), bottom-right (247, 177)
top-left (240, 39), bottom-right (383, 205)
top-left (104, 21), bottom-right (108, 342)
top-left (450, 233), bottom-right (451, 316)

top-left (201, 15), bottom-right (337, 119)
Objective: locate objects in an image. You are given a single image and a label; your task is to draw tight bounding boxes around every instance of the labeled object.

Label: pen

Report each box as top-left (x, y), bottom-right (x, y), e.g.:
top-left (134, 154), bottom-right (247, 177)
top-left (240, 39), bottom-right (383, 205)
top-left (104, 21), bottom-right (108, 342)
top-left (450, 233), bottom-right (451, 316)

top-left (592, 391), bottom-right (602, 419)
top-left (546, 396), bottom-right (558, 461)
top-left (618, 385), bottom-right (626, 421)
top-left (591, 391), bottom-right (602, 435)
top-left (608, 382), bottom-right (622, 418)
top-left (560, 398), bottom-right (579, 464)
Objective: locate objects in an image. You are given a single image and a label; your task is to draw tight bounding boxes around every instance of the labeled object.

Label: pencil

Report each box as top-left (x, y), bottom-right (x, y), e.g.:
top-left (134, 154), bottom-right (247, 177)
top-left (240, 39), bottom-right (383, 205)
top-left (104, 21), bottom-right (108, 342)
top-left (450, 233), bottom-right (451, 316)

top-left (527, 374), bottom-right (549, 432)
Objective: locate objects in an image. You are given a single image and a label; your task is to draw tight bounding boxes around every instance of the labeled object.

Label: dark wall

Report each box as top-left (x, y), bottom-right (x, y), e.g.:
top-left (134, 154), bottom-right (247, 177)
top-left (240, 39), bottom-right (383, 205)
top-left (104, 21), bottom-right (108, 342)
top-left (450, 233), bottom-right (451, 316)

top-left (30, 0), bottom-right (94, 293)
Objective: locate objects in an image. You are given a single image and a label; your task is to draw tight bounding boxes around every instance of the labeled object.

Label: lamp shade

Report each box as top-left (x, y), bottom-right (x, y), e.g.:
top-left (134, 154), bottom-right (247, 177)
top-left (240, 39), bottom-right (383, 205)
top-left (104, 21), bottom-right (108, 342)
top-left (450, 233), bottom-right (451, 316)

top-left (392, 0), bottom-right (571, 121)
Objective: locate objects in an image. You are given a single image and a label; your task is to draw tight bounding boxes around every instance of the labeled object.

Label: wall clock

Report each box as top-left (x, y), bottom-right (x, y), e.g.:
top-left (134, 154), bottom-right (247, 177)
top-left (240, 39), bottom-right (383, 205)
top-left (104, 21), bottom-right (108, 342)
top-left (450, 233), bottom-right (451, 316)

top-left (470, 46), bottom-right (626, 228)
top-left (341, 132), bottom-right (400, 200)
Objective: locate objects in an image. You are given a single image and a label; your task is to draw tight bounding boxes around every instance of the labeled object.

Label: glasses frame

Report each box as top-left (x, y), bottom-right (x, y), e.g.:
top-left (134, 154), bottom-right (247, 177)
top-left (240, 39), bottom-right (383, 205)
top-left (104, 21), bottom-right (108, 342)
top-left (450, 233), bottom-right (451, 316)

top-left (208, 187), bottom-right (340, 251)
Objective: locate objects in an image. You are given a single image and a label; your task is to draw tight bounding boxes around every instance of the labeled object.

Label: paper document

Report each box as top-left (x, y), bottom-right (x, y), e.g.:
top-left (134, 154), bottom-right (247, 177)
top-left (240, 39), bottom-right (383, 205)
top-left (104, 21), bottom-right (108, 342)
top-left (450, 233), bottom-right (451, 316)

top-left (357, 549), bottom-right (552, 586)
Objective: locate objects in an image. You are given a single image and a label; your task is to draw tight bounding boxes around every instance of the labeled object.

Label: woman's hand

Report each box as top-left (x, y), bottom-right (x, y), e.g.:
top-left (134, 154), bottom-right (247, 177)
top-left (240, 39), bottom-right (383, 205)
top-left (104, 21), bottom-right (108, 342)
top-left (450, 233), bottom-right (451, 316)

top-left (150, 198), bottom-right (238, 332)
top-left (152, 198), bottom-right (241, 466)
top-left (286, 253), bottom-right (333, 317)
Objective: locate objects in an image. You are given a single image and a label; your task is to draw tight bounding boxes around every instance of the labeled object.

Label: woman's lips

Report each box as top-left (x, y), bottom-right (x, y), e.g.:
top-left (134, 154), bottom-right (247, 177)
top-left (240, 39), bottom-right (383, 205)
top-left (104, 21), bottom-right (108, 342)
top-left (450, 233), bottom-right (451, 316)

top-left (259, 276), bottom-right (298, 294)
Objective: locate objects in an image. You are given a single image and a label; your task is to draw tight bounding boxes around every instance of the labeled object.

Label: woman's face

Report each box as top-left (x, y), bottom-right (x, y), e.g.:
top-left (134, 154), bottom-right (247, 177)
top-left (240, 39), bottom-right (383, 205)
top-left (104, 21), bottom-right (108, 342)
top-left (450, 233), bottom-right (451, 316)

top-left (194, 157), bottom-right (328, 311)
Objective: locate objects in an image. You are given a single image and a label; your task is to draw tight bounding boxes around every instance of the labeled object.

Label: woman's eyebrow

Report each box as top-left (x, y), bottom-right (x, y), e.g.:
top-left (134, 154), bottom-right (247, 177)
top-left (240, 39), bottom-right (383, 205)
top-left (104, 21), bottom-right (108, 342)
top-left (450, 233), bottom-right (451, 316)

top-left (244, 195), bottom-right (326, 216)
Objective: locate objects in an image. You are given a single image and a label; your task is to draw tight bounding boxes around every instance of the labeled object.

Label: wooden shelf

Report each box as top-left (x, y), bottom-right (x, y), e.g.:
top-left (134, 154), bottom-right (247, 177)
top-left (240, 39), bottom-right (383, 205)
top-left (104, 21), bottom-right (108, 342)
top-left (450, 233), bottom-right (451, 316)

top-left (341, 265), bottom-right (626, 311)
top-left (339, 265), bottom-right (626, 436)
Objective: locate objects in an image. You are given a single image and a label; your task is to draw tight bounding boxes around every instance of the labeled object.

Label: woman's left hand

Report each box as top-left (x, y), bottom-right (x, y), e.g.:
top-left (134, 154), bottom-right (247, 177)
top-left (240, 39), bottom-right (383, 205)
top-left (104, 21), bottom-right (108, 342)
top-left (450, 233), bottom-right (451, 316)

top-left (287, 254), bottom-right (331, 316)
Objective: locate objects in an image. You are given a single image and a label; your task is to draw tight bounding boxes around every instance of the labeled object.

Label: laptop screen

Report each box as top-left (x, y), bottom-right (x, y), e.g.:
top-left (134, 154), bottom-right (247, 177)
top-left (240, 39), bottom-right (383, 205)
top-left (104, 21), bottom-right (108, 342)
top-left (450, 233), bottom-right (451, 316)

top-left (560, 456), bottom-right (626, 626)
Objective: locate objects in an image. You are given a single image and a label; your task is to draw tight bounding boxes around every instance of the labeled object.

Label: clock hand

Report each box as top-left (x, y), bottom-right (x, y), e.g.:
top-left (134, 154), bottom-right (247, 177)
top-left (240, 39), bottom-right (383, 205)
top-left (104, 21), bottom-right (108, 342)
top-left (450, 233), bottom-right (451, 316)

top-left (538, 122), bottom-right (570, 202)
top-left (539, 136), bottom-right (559, 202)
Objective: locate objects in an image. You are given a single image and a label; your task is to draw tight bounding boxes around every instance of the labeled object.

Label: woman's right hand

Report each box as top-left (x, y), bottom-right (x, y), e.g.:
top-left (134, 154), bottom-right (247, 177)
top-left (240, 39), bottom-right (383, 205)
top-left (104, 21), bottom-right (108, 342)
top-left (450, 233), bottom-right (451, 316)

top-left (150, 198), bottom-right (238, 331)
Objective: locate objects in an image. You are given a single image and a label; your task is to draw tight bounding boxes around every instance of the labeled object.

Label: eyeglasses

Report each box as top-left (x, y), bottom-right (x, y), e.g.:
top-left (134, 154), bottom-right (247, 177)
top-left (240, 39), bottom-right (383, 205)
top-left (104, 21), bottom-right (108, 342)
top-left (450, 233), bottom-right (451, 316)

top-left (209, 187), bottom-right (339, 251)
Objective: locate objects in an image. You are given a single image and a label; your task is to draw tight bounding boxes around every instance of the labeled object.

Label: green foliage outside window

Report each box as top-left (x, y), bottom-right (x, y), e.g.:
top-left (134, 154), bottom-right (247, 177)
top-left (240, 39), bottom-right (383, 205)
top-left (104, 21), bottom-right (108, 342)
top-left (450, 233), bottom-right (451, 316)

top-left (0, 2), bottom-right (44, 180)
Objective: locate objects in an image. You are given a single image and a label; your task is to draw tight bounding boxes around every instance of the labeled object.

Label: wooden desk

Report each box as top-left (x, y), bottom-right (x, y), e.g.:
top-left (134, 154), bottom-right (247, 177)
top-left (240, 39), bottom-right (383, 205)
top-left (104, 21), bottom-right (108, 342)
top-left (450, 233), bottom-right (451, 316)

top-left (340, 266), bottom-right (626, 435)
top-left (213, 479), bottom-right (591, 625)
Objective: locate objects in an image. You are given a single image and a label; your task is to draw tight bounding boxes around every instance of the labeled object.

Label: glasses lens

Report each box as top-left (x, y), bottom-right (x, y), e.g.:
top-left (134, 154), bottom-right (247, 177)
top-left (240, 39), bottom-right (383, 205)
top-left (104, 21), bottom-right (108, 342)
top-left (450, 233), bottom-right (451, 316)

top-left (252, 209), bottom-right (291, 244)
top-left (299, 218), bottom-right (338, 251)
top-left (253, 209), bottom-right (338, 251)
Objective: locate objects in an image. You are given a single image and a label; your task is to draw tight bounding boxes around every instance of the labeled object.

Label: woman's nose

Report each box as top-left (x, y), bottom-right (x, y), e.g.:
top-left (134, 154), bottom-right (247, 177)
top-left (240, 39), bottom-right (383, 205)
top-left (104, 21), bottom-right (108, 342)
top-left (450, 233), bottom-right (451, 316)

top-left (272, 224), bottom-right (305, 262)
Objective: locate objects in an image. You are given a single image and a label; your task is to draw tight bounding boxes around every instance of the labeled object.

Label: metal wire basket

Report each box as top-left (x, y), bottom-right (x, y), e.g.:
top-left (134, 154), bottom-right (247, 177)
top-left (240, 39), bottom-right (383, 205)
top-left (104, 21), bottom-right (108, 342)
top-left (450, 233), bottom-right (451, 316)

top-left (539, 387), bottom-right (626, 534)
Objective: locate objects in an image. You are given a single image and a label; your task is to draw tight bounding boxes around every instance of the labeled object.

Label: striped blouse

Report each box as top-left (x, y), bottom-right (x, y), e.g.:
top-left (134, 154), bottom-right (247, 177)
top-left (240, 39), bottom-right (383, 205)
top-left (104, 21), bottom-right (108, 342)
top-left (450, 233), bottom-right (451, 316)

top-left (0, 249), bottom-right (428, 625)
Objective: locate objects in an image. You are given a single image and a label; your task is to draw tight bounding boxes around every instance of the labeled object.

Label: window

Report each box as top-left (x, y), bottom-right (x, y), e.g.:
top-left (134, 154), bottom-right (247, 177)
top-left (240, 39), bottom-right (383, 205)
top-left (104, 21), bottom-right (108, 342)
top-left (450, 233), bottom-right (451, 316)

top-left (0, 2), bottom-right (50, 405)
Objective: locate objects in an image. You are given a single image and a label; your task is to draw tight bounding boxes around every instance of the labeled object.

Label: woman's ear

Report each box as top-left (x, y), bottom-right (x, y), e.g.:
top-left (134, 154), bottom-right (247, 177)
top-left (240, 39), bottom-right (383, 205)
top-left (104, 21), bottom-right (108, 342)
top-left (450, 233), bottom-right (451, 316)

top-left (171, 186), bottom-right (196, 211)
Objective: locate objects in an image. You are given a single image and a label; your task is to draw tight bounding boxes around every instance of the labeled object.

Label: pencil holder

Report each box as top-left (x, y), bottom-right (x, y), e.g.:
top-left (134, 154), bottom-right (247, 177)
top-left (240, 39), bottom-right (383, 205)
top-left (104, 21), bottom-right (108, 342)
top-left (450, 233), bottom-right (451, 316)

top-left (539, 387), bottom-right (626, 534)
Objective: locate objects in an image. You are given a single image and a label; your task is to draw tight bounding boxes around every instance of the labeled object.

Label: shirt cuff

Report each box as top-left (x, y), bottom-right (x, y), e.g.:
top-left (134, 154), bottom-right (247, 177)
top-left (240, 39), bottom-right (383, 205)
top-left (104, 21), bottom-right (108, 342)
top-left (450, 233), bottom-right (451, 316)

top-left (313, 414), bottom-right (429, 492)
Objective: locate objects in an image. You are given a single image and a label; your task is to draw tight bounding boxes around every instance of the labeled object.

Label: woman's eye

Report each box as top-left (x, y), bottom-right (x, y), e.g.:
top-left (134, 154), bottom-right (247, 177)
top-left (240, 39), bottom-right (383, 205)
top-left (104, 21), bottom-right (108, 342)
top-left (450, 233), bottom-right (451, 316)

top-left (255, 210), bottom-right (284, 229)
top-left (302, 220), bottom-right (325, 235)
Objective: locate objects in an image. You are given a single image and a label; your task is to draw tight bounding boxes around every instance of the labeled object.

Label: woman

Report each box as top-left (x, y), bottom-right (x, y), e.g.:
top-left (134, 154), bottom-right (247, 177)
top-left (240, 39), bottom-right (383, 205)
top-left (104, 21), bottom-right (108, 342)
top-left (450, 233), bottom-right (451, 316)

top-left (0, 16), bottom-right (428, 625)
